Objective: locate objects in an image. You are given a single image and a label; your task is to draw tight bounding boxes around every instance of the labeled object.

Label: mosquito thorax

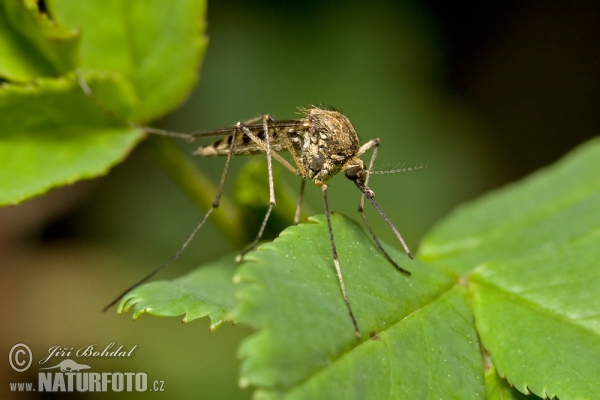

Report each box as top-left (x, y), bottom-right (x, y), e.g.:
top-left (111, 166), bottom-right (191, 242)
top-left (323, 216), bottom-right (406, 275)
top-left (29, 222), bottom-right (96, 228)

top-left (299, 107), bottom-right (362, 183)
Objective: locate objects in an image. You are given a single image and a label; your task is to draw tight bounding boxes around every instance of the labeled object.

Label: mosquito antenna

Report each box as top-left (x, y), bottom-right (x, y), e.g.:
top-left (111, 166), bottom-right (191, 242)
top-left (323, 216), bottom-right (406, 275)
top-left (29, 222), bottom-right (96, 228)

top-left (355, 182), bottom-right (414, 259)
top-left (371, 163), bottom-right (426, 175)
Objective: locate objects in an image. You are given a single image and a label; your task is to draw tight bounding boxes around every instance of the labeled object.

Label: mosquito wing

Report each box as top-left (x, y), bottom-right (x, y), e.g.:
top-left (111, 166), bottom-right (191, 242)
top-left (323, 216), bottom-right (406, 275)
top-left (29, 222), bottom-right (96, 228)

top-left (193, 119), bottom-right (307, 157)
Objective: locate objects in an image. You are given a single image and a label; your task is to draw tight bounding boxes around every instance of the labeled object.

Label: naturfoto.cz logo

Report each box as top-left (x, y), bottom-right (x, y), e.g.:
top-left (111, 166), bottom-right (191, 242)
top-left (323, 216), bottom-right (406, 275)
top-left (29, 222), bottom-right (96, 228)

top-left (8, 343), bottom-right (165, 393)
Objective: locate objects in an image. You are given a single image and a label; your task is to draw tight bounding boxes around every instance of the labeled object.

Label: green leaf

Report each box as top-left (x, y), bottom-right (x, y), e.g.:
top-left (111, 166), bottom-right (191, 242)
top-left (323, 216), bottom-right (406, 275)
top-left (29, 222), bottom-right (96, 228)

top-left (472, 231), bottom-right (600, 399)
top-left (1, 1), bottom-right (208, 205)
top-left (118, 255), bottom-right (239, 331)
top-left (111, 139), bottom-right (600, 397)
top-left (421, 138), bottom-right (600, 399)
top-left (0, 74), bottom-right (141, 205)
top-left (49, 0), bottom-right (208, 122)
top-left (234, 214), bottom-right (484, 398)
top-left (485, 367), bottom-right (532, 400)
top-left (420, 138), bottom-right (600, 276)
top-left (0, 0), bottom-right (79, 81)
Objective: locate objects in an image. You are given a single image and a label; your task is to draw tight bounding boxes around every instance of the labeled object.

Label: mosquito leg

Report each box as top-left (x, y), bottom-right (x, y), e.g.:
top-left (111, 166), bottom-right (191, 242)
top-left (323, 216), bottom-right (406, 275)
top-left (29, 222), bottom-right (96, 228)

top-left (237, 116), bottom-right (277, 261)
top-left (133, 115), bottom-right (272, 143)
top-left (242, 114), bottom-right (273, 125)
top-left (321, 183), bottom-right (361, 338)
top-left (102, 130), bottom-right (238, 312)
top-left (293, 179), bottom-right (306, 225)
top-left (356, 138), bottom-right (380, 157)
top-left (212, 130), bottom-right (238, 208)
top-left (357, 139), bottom-right (413, 271)
top-left (264, 116), bottom-right (276, 208)
top-left (358, 139), bottom-right (379, 212)
top-left (357, 182), bottom-right (414, 260)
top-left (360, 209), bottom-right (411, 275)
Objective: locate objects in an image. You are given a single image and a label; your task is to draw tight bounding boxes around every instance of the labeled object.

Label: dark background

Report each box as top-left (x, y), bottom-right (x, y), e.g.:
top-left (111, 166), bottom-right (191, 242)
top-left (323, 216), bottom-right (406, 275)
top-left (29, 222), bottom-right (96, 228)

top-left (2, 1), bottom-right (598, 398)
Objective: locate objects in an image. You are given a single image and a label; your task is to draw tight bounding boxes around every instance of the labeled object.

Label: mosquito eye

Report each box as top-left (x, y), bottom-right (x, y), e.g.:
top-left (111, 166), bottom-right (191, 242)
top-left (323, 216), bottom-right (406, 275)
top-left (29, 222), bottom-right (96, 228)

top-left (357, 170), bottom-right (368, 184)
top-left (345, 165), bottom-right (361, 181)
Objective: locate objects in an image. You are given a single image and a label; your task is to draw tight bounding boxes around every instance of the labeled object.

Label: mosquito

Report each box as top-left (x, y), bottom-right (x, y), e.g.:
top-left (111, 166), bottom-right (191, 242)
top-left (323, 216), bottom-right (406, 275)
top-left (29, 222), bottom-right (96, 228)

top-left (104, 105), bottom-right (424, 338)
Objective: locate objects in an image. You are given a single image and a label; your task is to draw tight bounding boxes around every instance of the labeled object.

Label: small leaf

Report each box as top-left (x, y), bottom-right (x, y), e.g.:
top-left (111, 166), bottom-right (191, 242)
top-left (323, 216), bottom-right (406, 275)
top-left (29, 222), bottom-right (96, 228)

top-left (0, 1), bottom-right (209, 204)
top-left (234, 214), bottom-right (483, 397)
top-left (0, 0), bottom-right (79, 81)
top-left (49, 0), bottom-right (209, 122)
top-left (0, 74), bottom-right (141, 205)
top-left (118, 255), bottom-right (239, 330)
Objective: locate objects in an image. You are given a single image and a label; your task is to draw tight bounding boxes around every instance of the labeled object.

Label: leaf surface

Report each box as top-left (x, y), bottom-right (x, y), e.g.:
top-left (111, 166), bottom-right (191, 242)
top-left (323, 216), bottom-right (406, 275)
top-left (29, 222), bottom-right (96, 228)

top-left (1, 0), bottom-right (208, 205)
top-left (421, 138), bottom-right (600, 399)
top-left (0, 74), bottom-right (141, 205)
top-left (0, 0), bottom-right (78, 81)
top-left (234, 214), bottom-right (484, 398)
top-left (109, 137), bottom-right (600, 398)
top-left (484, 367), bottom-right (532, 400)
top-left (119, 255), bottom-right (239, 331)
top-left (49, 0), bottom-right (208, 121)
top-left (420, 138), bottom-right (600, 276)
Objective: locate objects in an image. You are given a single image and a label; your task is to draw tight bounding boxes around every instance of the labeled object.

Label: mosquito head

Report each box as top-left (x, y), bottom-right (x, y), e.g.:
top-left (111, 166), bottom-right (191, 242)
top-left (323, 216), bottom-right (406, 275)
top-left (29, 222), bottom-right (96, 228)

top-left (343, 158), bottom-right (368, 185)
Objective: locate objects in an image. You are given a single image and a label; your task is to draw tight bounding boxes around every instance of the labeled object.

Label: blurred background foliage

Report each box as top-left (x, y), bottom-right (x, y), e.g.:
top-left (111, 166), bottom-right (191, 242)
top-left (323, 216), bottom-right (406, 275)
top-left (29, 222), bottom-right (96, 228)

top-left (1, 1), bottom-right (599, 398)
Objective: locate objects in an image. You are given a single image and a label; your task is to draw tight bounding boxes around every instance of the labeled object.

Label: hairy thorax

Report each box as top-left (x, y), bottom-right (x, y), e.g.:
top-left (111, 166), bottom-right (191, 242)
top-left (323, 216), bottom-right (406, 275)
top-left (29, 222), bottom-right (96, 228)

top-left (299, 107), bottom-right (363, 182)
